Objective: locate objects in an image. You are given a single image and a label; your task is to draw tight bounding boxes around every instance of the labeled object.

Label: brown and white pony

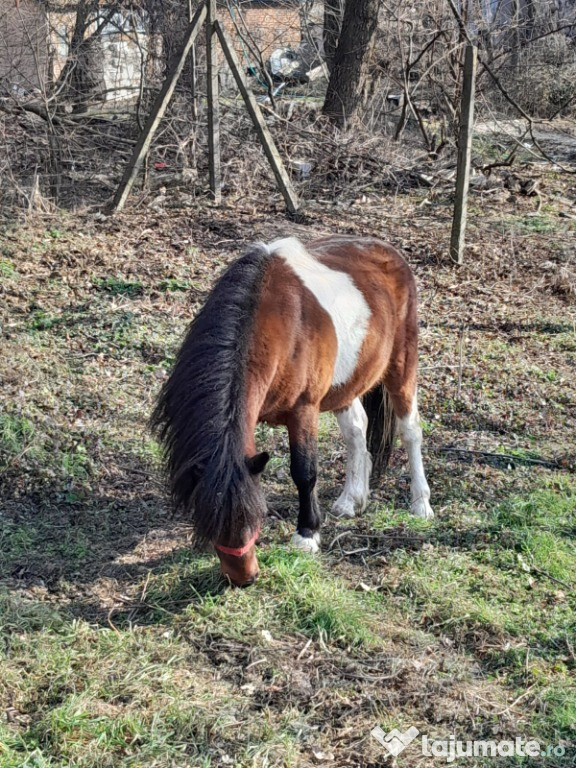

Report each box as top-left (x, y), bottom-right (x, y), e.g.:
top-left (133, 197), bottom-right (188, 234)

top-left (151, 236), bottom-right (433, 587)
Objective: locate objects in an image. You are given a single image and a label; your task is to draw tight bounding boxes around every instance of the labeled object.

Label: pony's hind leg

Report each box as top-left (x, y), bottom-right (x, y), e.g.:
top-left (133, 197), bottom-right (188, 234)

top-left (394, 390), bottom-right (433, 519)
top-left (332, 398), bottom-right (372, 518)
top-left (286, 407), bottom-right (323, 553)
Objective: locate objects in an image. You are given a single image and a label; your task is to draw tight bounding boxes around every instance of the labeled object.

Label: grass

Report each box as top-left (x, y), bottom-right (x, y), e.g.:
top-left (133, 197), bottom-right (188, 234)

top-left (0, 259), bottom-right (17, 278)
top-left (0, 553), bottom-right (374, 767)
top-left (93, 276), bottom-right (144, 297)
top-left (0, 413), bottom-right (39, 465)
top-left (116, 546), bottom-right (380, 650)
top-left (0, 607), bottom-right (245, 767)
top-left (370, 482), bottom-right (576, 751)
top-left (1, 205), bottom-right (575, 767)
top-left (157, 278), bottom-right (191, 293)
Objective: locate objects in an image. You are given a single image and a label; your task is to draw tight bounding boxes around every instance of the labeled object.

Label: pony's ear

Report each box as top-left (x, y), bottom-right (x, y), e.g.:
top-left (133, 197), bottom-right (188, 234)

top-left (245, 452), bottom-right (270, 476)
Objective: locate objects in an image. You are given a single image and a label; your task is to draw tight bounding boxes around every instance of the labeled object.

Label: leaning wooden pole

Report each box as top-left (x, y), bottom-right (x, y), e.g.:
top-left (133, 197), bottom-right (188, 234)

top-left (110, 2), bottom-right (207, 213)
top-left (214, 20), bottom-right (299, 214)
top-left (450, 44), bottom-right (477, 265)
top-left (206, 0), bottom-right (222, 203)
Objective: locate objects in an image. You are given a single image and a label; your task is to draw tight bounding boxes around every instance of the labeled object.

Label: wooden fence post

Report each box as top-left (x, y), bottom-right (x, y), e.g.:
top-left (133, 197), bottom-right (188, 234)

top-left (206, 0), bottom-right (221, 203)
top-left (450, 44), bottom-right (477, 265)
top-left (214, 20), bottom-right (299, 215)
top-left (111, 0), bottom-right (298, 214)
top-left (110, 2), bottom-right (207, 213)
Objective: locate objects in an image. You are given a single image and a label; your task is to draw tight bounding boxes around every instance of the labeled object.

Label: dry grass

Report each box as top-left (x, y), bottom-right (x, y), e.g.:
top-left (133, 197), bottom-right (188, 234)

top-left (0, 174), bottom-right (575, 766)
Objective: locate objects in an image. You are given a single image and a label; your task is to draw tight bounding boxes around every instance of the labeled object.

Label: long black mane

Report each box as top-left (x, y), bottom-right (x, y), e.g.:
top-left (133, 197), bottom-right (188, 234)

top-left (150, 245), bottom-right (270, 544)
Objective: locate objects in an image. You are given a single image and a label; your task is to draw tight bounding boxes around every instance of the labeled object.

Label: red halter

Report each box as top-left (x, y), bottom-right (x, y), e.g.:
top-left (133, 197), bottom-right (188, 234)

top-left (214, 529), bottom-right (260, 557)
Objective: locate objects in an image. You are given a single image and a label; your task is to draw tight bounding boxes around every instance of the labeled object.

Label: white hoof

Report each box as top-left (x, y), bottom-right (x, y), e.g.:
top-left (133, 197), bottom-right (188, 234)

top-left (331, 495), bottom-right (366, 518)
top-left (291, 532), bottom-right (320, 553)
top-left (331, 499), bottom-right (356, 518)
top-left (411, 498), bottom-right (434, 520)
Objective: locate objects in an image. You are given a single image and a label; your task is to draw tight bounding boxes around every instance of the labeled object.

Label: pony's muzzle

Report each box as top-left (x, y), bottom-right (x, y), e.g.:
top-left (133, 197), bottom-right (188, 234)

top-left (216, 548), bottom-right (260, 588)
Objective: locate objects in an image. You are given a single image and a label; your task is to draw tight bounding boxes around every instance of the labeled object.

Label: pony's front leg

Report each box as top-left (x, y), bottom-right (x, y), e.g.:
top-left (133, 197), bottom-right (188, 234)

top-left (287, 408), bottom-right (323, 553)
top-left (332, 398), bottom-right (372, 518)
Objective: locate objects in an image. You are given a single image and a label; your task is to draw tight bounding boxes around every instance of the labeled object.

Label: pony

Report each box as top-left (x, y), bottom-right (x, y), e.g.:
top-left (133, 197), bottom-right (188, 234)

top-left (151, 235), bottom-right (433, 587)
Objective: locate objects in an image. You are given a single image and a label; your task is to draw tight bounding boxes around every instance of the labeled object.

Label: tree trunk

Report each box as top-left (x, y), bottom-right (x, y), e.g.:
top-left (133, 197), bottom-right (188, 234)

top-left (323, 0), bottom-right (343, 73)
top-left (322, 0), bottom-right (381, 128)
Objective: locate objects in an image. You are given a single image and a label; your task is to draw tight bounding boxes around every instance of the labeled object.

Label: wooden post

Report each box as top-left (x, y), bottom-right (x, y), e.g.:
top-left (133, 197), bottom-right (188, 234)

top-left (450, 44), bottom-right (477, 265)
top-left (206, 0), bottom-right (221, 203)
top-left (111, 1), bottom-right (298, 214)
top-left (110, 2), bottom-right (207, 213)
top-left (188, 0), bottom-right (198, 121)
top-left (214, 20), bottom-right (299, 215)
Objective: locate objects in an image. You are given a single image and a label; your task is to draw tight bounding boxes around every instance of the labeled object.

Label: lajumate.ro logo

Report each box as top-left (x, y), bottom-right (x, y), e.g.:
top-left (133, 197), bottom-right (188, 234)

top-left (370, 725), bottom-right (569, 762)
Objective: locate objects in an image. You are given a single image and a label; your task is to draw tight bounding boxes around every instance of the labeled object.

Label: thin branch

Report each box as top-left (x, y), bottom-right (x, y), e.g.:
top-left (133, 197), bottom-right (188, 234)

top-left (439, 447), bottom-right (573, 471)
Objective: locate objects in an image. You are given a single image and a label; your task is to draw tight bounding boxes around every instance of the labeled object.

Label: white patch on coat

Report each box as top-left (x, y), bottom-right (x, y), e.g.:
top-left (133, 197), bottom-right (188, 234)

top-left (268, 237), bottom-right (371, 386)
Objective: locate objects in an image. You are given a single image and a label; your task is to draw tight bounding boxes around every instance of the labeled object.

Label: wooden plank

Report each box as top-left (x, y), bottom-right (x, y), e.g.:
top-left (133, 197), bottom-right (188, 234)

top-left (450, 44), bottom-right (477, 265)
top-left (214, 20), bottom-right (299, 214)
top-left (206, 0), bottom-right (221, 203)
top-left (110, 2), bottom-right (207, 213)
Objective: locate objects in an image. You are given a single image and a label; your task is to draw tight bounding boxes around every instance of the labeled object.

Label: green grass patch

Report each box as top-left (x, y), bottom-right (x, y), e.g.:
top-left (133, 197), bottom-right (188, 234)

top-left (93, 276), bottom-right (144, 297)
top-left (0, 511), bottom-right (100, 575)
top-left (0, 589), bottom-right (65, 633)
top-left (373, 482), bottom-right (576, 743)
top-left (133, 546), bottom-right (379, 649)
top-left (0, 521), bottom-right (41, 566)
top-left (0, 606), bottom-right (302, 768)
top-left (536, 686), bottom-right (576, 743)
top-left (157, 278), bottom-right (191, 292)
top-left (0, 412), bottom-right (43, 469)
top-left (27, 309), bottom-right (65, 331)
top-left (493, 215), bottom-right (559, 235)
top-left (370, 504), bottom-right (436, 531)
top-left (0, 259), bottom-right (17, 279)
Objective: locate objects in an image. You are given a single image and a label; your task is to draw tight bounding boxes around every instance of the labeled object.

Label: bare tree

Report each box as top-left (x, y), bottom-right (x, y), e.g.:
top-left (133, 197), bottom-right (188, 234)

top-left (322, 0), bottom-right (381, 127)
top-left (323, 0), bottom-right (343, 73)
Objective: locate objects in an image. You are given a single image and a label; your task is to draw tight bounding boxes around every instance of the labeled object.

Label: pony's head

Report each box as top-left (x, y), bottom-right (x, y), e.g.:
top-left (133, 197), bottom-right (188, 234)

top-left (211, 451), bottom-right (269, 586)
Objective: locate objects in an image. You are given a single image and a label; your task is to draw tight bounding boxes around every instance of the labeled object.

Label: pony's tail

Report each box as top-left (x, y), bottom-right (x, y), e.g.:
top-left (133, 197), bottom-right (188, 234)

top-left (362, 383), bottom-right (396, 478)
